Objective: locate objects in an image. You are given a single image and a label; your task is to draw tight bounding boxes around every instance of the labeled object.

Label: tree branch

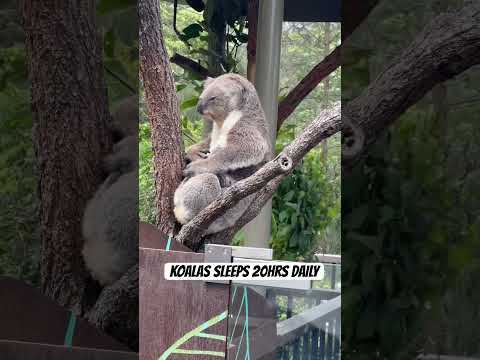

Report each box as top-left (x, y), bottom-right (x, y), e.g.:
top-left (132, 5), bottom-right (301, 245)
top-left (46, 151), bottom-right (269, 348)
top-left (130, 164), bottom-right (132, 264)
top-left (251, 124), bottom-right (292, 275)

top-left (276, 1), bottom-right (380, 130)
top-left (177, 104), bottom-right (341, 249)
top-left (277, 45), bottom-right (341, 130)
top-left (204, 176), bottom-right (284, 246)
top-left (342, 1), bottom-right (480, 164)
top-left (170, 53), bottom-right (212, 79)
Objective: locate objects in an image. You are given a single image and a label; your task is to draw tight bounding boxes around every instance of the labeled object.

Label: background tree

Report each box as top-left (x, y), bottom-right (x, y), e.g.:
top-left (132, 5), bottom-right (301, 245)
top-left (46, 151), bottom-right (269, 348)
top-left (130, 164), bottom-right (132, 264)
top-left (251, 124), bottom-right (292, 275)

top-left (0, 0), bottom-right (139, 349)
top-left (139, 0), bottom-right (183, 235)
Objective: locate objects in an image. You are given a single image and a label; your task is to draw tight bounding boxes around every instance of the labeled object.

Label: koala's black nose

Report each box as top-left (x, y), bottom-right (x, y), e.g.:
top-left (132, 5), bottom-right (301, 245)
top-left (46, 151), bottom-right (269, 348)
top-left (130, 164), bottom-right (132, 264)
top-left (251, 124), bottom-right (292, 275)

top-left (197, 102), bottom-right (205, 114)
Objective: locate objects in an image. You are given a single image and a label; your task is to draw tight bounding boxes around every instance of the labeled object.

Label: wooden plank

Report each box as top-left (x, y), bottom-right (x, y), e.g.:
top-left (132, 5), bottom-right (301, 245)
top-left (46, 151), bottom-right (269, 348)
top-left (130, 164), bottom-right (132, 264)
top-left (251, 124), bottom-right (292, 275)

top-left (140, 222), bottom-right (191, 252)
top-left (0, 277), bottom-right (129, 351)
top-left (140, 248), bottom-right (230, 360)
top-left (0, 340), bottom-right (136, 360)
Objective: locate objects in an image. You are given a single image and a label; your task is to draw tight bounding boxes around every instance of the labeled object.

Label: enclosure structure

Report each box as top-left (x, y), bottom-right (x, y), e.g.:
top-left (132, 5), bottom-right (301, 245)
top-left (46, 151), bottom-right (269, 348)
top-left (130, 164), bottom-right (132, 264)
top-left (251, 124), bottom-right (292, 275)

top-left (139, 243), bottom-right (341, 359)
top-left (0, 277), bottom-right (136, 359)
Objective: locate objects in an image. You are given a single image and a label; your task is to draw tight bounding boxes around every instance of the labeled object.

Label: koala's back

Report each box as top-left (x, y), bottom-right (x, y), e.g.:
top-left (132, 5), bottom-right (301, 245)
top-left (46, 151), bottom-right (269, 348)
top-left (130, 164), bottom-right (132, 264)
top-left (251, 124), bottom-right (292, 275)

top-left (82, 171), bottom-right (138, 285)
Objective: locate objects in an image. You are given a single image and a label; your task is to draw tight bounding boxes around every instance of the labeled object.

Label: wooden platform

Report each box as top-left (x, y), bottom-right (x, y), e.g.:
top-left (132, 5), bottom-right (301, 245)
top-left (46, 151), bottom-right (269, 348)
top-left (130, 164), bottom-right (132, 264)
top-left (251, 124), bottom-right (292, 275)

top-left (140, 247), bottom-right (230, 360)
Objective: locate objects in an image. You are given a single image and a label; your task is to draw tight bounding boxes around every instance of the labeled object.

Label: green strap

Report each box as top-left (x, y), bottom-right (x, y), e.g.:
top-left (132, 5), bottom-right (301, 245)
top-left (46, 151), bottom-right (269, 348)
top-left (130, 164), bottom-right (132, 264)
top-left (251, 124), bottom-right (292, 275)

top-left (64, 311), bottom-right (77, 347)
top-left (165, 233), bottom-right (173, 251)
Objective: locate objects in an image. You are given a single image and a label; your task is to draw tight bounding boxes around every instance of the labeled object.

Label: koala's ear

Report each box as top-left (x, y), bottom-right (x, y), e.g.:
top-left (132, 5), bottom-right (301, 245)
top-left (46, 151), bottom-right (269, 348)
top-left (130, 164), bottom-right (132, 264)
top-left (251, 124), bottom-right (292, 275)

top-left (204, 76), bottom-right (214, 88)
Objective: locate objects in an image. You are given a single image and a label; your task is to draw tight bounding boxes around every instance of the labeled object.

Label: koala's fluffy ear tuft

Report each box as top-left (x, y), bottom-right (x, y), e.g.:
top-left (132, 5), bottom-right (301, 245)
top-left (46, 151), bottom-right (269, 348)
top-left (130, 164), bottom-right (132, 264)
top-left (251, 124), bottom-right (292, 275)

top-left (204, 76), bottom-right (215, 88)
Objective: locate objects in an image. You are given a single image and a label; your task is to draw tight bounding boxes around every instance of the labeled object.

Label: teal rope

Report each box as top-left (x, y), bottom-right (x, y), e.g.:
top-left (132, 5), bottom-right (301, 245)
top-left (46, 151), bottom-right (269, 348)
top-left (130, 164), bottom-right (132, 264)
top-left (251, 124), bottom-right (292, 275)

top-left (165, 233), bottom-right (173, 251)
top-left (244, 287), bottom-right (250, 360)
top-left (229, 288), bottom-right (245, 346)
top-left (64, 311), bottom-right (77, 347)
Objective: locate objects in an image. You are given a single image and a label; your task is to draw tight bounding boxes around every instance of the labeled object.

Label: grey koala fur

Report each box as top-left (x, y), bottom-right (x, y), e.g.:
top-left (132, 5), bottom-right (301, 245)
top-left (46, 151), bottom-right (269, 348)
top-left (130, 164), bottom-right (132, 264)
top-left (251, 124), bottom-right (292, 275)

top-left (174, 74), bottom-right (271, 235)
top-left (82, 96), bottom-right (139, 286)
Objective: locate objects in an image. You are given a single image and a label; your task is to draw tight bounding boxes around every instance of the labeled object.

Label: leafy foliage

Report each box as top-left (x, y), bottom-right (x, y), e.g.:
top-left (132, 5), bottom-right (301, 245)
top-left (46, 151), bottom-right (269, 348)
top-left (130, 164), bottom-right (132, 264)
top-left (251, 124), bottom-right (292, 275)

top-left (342, 1), bottom-right (480, 357)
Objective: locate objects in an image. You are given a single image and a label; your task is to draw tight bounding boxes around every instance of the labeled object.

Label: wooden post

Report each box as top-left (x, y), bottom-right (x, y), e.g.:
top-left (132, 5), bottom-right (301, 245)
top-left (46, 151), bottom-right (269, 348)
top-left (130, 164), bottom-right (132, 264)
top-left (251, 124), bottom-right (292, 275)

top-left (140, 248), bottom-right (230, 359)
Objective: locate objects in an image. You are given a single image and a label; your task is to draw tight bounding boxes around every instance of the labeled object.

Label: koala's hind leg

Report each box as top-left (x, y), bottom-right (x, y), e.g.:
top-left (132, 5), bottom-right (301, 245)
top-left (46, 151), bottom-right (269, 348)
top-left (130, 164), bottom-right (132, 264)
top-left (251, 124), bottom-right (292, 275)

top-left (173, 173), bottom-right (222, 225)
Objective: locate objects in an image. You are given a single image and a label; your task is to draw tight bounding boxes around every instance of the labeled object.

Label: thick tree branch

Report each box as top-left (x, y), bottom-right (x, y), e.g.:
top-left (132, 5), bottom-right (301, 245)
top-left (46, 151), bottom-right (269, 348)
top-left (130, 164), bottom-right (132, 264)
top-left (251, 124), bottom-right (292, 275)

top-left (177, 104), bottom-right (341, 248)
top-left (205, 176), bottom-right (284, 246)
top-left (170, 53), bottom-right (212, 79)
top-left (343, 2), bottom-right (480, 164)
top-left (277, 45), bottom-right (341, 130)
top-left (86, 265), bottom-right (139, 351)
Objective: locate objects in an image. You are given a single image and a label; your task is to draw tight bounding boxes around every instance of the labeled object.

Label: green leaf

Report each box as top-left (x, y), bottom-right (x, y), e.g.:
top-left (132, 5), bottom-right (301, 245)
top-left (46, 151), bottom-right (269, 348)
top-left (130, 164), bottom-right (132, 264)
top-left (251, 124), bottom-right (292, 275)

top-left (176, 84), bottom-right (187, 92)
top-left (180, 97), bottom-right (199, 111)
top-left (237, 33), bottom-right (248, 43)
top-left (182, 23), bottom-right (204, 40)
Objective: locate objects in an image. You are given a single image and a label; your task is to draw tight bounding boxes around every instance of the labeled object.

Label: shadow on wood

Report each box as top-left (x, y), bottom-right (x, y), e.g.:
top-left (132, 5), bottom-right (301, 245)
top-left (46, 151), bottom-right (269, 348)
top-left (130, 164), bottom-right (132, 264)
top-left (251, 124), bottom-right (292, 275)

top-left (0, 340), bottom-right (137, 360)
top-left (0, 277), bottom-right (130, 352)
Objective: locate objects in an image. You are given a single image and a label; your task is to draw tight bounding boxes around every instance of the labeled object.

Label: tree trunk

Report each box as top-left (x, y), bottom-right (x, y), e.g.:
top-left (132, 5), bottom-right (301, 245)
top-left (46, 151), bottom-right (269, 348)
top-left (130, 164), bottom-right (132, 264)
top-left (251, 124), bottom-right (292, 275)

top-left (139, 0), bottom-right (183, 235)
top-left (22, 0), bottom-right (112, 313)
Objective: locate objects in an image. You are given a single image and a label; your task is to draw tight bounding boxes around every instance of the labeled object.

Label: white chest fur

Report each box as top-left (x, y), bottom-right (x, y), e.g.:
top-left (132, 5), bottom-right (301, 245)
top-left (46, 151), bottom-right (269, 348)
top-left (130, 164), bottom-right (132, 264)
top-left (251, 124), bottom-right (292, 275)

top-left (210, 110), bottom-right (242, 152)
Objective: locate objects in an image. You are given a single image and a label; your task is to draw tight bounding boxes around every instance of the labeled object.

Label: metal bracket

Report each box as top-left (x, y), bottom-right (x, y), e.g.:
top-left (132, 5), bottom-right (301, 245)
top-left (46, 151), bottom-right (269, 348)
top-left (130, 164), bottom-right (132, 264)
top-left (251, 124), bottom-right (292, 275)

top-left (204, 244), bottom-right (232, 284)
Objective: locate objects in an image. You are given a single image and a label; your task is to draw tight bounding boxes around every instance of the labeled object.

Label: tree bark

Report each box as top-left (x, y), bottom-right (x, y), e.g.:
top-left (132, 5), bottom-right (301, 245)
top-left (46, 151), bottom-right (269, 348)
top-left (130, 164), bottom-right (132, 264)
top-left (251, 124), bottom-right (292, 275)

top-left (139, 0), bottom-right (183, 235)
top-left (86, 265), bottom-right (139, 350)
top-left (170, 53), bottom-right (211, 79)
top-left (22, 0), bottom-right (112, 312)
top-left (342, 1), bottom-right (480, 164)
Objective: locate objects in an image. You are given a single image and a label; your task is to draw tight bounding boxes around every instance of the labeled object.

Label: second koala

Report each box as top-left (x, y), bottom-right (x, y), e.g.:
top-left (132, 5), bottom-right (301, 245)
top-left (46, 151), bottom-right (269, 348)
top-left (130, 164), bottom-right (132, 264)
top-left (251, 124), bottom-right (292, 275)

top-left (174, 74), bottom-right (271, 235)
top-left (82, 96), bottom-right (139, 286)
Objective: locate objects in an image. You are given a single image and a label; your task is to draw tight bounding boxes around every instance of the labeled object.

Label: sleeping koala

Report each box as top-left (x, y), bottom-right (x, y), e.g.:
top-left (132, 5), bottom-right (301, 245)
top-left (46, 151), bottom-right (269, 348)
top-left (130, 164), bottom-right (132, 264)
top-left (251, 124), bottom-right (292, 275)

top-left (82, 96), bottom-right (139, 286)
top-left (174, 74), bottom-right (271, 235)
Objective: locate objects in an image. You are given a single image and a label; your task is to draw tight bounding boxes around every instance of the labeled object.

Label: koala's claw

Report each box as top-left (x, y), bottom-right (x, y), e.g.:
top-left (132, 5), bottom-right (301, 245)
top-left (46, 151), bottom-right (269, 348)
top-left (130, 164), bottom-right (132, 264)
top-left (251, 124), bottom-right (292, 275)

top-left (185, 150), bottom-right (209, 164)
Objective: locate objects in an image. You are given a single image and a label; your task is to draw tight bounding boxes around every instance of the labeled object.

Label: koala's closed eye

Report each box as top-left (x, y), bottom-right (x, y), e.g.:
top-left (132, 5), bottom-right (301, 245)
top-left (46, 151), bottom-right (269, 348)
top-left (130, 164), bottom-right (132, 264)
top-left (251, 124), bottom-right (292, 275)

top-left (208, 96), bottom-right (217, 102)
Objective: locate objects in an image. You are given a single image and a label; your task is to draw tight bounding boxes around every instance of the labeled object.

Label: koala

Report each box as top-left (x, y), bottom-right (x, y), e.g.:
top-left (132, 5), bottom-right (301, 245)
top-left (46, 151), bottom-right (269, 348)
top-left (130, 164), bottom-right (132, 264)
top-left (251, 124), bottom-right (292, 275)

top-left (82, 96), bottom-right (139, 286)
top-left (174, 74), bottom-right (271, 235)
top-left (82, 170), bottom-right (138, 286)
top-left (111, 95), bottom-right (139, 142)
